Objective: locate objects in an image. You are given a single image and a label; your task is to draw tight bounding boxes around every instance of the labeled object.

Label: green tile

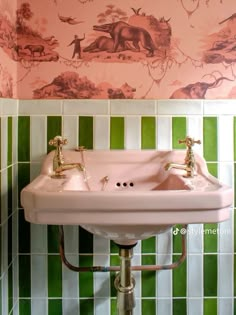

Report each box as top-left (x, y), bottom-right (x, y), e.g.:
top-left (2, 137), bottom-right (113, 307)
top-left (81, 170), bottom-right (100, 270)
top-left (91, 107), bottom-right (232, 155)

top-left (142, 299), bottom-right (156, 315)
top-left (110, 117), bottom-right (124, 149)
top-left (79, 226), bottom-right (93, 254)
top-left (110, 240), bottom-right (119, 254)
top-left (80, 299), bottom-right (94, 315)
top-left (18, 116), bottom-right (30, 162)
top-left (110, 299), bottom-right (117, 315)
top-left (203, 117), bottom-right (218, 161)
top-left (141, 236), bottom-right (156, 253)
top-left (48, 225), bottom-right (59, 253)
top-left (8, 166), bottom-right (12, 216)
top-left (19, 255), bottom-right (31, 297)
top-left (172, 117), bottom-right (187, 149)
top-left (48, 255), bottom-right (62, 297)
top-left (204, 223), bottom-right (218, 253)
top-left (141, 117), bottom-right (156, 149)
top-left (234, 164), bottom-right (236, 207)
top-left (173, 258), bottom-right (186, 297)
top-left (8, 263), bottom-right (13, 314)
top-left (79, 116), bottom-right (93, 149)
top-left (207, 163), bottom-right (218, 177)
top-left (173, 299), bottom-right (186, 315)
top-left (48, 299), bottom-right (62, 315)
top-left (110, 255), bottom-right (120, 297)
top-left (7, 117), bottom-right (12, 166)
top-left (0, 173), bottom-right (1, 224)
top-left (79, 255), bottom-right (94, 297)
top-left (204, 254), bottom-right (217, 296)
top-left (141, 255), bottom-right (156, 297)
top-left (19, 299), bottom-right (31, 315)
top-left (18, 163), bottom-right (30, 208)
top-left (47, 116), bottom-right (62, 153)
top-left (204, 298), bottom-right (217, 315)
top-left (18, 210), bottom-right (30, 253)
top-left (8, 216), bottom-right (12, 265)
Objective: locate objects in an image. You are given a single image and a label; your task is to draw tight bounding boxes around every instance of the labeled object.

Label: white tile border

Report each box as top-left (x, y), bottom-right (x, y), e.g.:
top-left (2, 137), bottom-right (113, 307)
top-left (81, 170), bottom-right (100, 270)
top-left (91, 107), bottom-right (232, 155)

top-left (110, 99), bottom-right (155, 115)
top-left (18, 100), bottom-right (63, 115)
top-left (0, 98), bottom-right (18, 116)
top-left (63, 99), bottom-right (109, 115)
top-left (204, 99), bottom-right (236, 115)
top-left (157, 100), bottom-right (203, 115)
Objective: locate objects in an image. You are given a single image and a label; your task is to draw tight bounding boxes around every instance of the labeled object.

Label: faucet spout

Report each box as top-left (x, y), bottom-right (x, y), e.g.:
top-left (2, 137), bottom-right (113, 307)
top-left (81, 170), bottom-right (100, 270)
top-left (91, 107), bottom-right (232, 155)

top-left (165, 162), bottom-right (186, 171)
top-left (53, 163), bottom-right (85, 178)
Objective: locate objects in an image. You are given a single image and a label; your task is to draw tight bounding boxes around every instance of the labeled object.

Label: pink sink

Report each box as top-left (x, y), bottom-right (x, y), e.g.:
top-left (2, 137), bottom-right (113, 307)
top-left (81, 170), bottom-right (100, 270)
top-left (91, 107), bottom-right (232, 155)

top-left (21, 150), bottom-right (233, 245)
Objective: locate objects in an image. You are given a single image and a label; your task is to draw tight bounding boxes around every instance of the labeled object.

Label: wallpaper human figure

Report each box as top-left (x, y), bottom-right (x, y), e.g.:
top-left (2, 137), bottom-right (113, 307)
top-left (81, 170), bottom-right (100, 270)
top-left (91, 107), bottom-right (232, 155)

top-left (0, 0), bottom-right (236, 99)
top-left (68, 34), bottom-right (85, 59)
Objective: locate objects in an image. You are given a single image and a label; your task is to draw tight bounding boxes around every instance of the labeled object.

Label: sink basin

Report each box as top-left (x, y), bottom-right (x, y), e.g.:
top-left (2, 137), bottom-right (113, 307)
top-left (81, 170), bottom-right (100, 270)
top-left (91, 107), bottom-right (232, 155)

top-left (21, 149), bottom-right (233, 245)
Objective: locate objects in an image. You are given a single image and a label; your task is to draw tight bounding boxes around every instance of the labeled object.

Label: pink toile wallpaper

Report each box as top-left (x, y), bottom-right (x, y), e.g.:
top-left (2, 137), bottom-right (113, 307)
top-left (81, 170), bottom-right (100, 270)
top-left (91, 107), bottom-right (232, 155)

top-left (0, 0), bottom-right (236, 99)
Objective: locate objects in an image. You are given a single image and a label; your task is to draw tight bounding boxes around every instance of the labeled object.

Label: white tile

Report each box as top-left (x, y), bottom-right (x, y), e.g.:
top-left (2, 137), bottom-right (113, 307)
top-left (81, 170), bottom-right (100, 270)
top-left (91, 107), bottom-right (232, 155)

top-left (63, 100), bottom-right (108, 115)
top-left (157, 299), bottom-right (172, 315)
top-left (156, 255), bottom-right (172, 298)
top-left (217, 255), bottom-right (233, 297)
top-left (62, 255), bottom-right (79, 299)
top-left (1, 116), bottom-right (7, 170)
top-left (157, 229), bottom-right (172, 254)
top-left (156, 117), bottom-right (172, 149)
top-left (187, 224), bottom-right (203, 254)
top-left (132, 253), bottom-right (141, 300)
top-left (218, 210), bottom-right (233, 254)
top-left (110, 100), bottom-right (155, 115)
top-left (30, 116), bottom-right (47, 161)
top-left (13, 301), bottom-right (19, 315)
top-left (204, 100), bottom-right (236, 115)
top-left (62, 299), bottom-right (79, 315)
top-left (186, 117), bottom-right (203, 156)
top-left (93, 236), bottom-right (109, 254)
top-left (30, 163), bottom-right (41, 181)
top-left (157, 100), bottom-right (203, 115)
top-left (94, 116), bottom-right (110, 150)
top-left (93, 255), bottom-right (110, 298)
top-left (1, 272), bottom-right (8, 315)
top-left (218, 299), bottom-right (233, 315)
top-left (187, 255), bottom-right (203, 297)
top-left (19, 99), bottom-right (63, 115)
top-left (1, 98), bottom-right (18, 116)
top-left (94, 299), bottom-right (110, 315)
top-left (12, 165), bottom-right (18, 213)
top-left (31, 224), bottom-right (47, 253)
top-left (125, 116), bottom-right (141, 149)
top-left (218, 116), bottom-right (234, 162)
top-left (218, 163), bottom-right (233, 187)
top-left (63, 116), bottom-right (78, 149)
top-left (187, 299), bottom-right (203, 315)
top-left (31, 299), bottom-right (48, 315)
top-left (64, 226), bottom-right (79, 254)
top-left (31, 255), bottom-right (48, 298)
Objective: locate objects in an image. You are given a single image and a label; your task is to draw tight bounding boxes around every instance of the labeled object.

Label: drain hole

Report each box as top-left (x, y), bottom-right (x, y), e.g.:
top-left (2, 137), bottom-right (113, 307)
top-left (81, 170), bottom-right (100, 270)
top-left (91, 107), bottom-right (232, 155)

top-left (129, 182), bottom-right (134, 187)
top-left (116, 182), bottom-right (121, 187)
top-left (123, 182), bottom-right (127, 187)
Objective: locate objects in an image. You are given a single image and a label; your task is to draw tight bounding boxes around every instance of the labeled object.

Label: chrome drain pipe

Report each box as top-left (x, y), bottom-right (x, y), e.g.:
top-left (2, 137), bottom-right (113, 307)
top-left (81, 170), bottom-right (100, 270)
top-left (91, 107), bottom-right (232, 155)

top-left (114, 247), bottom-right (136, 315)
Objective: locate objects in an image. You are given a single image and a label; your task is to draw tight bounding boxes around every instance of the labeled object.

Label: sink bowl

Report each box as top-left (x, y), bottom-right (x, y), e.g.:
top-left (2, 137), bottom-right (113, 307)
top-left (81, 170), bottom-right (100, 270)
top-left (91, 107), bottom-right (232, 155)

top-left (21, 149), bottom-right (233, 245)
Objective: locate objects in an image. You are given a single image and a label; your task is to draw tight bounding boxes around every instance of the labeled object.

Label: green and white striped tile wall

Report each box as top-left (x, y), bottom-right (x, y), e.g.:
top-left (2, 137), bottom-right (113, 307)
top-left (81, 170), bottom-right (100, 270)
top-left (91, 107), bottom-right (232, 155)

top-left (1, 98), bottom-right (236, 314)
top-left (0, 99), bottom-right (18, 315)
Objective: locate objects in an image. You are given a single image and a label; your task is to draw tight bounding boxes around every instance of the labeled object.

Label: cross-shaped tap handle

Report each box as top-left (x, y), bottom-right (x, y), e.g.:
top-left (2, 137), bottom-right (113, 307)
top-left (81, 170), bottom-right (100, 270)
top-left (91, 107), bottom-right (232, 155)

top-left (178, 136), bottom-right (201, 148)
top-left (49, 136), bottom-right (68, 147)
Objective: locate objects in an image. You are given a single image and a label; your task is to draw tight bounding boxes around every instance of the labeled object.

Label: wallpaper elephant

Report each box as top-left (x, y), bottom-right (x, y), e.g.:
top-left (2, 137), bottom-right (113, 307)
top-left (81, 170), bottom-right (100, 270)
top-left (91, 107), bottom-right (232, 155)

top-left (0, 0), bottom-right (236, 99)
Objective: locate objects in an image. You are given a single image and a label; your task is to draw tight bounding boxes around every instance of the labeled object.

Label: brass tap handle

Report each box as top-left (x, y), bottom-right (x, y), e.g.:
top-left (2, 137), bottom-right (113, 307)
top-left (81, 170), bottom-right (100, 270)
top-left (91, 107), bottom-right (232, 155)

top-left (178, 137), bottom-right (201, 148)
top-left (49, 136), bottom-right (68, 148)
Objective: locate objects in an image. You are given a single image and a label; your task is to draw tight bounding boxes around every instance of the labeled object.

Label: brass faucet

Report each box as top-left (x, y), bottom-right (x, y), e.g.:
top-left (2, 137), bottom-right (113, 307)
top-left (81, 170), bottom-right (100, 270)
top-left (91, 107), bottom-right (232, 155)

top-left (165, 137), bottom-right (201, 177)
top-left (49, 136), bottom-right (84, 178)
